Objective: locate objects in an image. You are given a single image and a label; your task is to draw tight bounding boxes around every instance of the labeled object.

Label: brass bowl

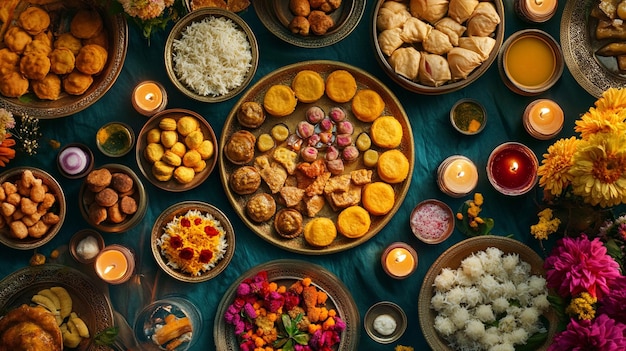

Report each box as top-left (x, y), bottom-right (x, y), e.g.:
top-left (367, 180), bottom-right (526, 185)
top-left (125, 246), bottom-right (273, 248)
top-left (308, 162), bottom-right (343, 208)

top-left (364, 301), bottom-right (407, 344)
top-left (79, 163), bottom-right (147, 233)
top-left (372, 0), bottom-right (504, 95)
top-left (0, 0), bottom-right (128, 118)
top-left (164, 8), bottom-right (259, 103)
top-left (135, 108), bottom-right (217, 192)
top-left (419, 236), bottom-right (558, 351)
top-left (151, 201), bottom-right (235, 283)
top-left (0, 167), bottom-right (66, 250)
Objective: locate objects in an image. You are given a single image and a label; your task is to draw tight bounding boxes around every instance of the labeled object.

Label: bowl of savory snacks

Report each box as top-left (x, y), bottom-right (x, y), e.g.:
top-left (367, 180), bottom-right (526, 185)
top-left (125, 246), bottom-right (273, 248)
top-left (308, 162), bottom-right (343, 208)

top-left (0, 167), bottom-right (65, 250)
top-left (79, 164), bottom-right (147, 233)
top-left (136, 108), bottom-right (217, 192)
top-left (0, 0), bottom-right (128, 118)
top-left (151, 201), bottom-right (235, 283)
top-left (164, 8), bottom-right (258, 102)
top-left (372, 0), bottom-right (504, 94)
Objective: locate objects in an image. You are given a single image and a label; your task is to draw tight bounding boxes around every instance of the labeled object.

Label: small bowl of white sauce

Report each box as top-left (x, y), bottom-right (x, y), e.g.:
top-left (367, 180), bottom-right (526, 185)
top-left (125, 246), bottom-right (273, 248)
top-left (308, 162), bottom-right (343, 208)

top-left (364, 301), bottom-right (407, 344)
top-left (70, 229), bottom-right (105, 264)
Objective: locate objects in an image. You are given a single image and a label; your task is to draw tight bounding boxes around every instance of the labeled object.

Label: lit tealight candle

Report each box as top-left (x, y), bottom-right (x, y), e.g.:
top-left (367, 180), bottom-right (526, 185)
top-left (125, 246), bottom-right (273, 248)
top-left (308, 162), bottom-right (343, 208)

top-left (381, 242), bottom-right (418, 279)
top-left (437, 155), bottom-right (478, 197)
top-left (523, 99), bottom-right (564, 139)
top-left (515, 0), bottom-right (558, 23)
top-left (94, 245), bottom-right (135, 284)
top-left (132, 81), bottom-right (167, 116)
top-left (487, 142), bottom-right (539, 196)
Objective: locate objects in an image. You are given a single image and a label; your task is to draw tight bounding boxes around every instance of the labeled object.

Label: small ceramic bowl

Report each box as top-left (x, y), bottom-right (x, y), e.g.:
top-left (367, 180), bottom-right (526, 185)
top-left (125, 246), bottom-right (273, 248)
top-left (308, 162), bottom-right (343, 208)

top-left (79, 164), bottom-right (147, 233)
top-left (450, 99), bottom-right (487, 135)
top-left (96, 122), bottom-right (136, 157)
top-left (164, 8), bottom-right (259, 102)
top-left (69, 229), bottom-right (105, 264)
top-left (409, 199), bottom-right (455, 244)
top-left (57, 143), bottom-right (94, 179)
top-left (364, 301), bottom-right (407, 344)
top-left (0, 167), bottom-right (66, 250)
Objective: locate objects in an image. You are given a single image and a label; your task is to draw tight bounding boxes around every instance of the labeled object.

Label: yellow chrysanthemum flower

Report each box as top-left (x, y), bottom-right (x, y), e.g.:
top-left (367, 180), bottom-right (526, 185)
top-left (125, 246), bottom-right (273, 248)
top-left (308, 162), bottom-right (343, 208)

top-left (594, 87), bottom-right (626, 113)
top-left (537, 137), bottom-right (579, 196)
top-left (530, 208), bottom-right (560, 240)
top-left (568, 132), bottom-right (626, 208)
top-left (575, 107), bottom-right (626, 140)
top-left (566, 292), bottom-right (597, 320)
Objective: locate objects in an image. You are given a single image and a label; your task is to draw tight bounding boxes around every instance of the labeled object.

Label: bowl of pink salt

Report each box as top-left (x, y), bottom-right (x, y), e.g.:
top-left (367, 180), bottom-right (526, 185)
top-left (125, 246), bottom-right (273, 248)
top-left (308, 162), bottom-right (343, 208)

top-left (410, 199), bottom-right (454, 244)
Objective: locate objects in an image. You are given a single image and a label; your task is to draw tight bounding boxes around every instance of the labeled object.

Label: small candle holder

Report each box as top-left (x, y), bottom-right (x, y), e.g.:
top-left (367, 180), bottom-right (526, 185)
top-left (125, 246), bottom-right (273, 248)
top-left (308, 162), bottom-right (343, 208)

top-left (514, 0), bottom-right (558, 23)
top-left (132, 80), bottom-right (167, 116)
top-left (523, 99), bottom-right (564, 140)
top-left (381, 242), bottom-right (418, 279)
top-left (437, 155), bottom-right (478, 197)
top-left (487, 142), bottom-right (539, 196)
top-left (94, 244), bottom-right (135, 284)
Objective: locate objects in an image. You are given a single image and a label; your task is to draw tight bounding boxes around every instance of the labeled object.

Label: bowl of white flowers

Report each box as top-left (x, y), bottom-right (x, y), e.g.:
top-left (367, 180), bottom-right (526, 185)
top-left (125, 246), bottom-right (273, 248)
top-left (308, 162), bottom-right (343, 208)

top-left (418, 235), bottom-right (558, 351)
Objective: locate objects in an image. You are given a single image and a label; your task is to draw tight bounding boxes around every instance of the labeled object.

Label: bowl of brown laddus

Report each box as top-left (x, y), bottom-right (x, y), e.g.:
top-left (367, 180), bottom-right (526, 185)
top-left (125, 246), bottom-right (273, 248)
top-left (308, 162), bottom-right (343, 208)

top-left (0, 167), bottom-right (66, 250)
top-left (136, 108), bottom-right (218, 192)
top-left (0, 0), bottom-right (128, 118)
top-left (79, 164), bottom-right (147, 233)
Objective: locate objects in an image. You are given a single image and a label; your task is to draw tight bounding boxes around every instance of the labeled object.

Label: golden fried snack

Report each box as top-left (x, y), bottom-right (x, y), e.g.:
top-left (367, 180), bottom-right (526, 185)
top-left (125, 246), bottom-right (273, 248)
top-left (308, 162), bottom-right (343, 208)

top-left (75, 44), bottom-right (107, 75)
top-left (289, 16), bottom-right (310, 35)
top-left (4, 26), bottom-right (32, 54)
top-left (0, 304), bottom-right (63, 351)
top-left (83, 29), bottom-right (108, 50)
top-left (292, 70), bottom-right (325, 103)
top-left (227, 0), bottom-right (251, 12)
top-left (70, 9), bottom-right (103, 39)
top-left (62, 70), bottom-right (93, 95)
top-left (191, 0), bottom-right (227, 10)
top-left (33, 31), bottom-right (52, 47)
top-left (308, 10), bottom-right (334, 35)
top-left (23, 34), bottom-right (52, 56)
top-left (0, 71), bottom-right (29, 98)
top-left (49, 48), bottom-right (75, 75)
top-left (18, 6), bottom-right (50, 36)
top-left (290, 0), bottom-right (311, 16)
top-left (19, 52), bottom-right (50, 80)
top-left (325, 69), bottom-right (357, 103)
top-left (31, 73), bottom-right (61, 100)
top-left (0, 48), bottom-right (19, 76)
top-left (53, 32), bottom-right (82, 56)
top-left (263, 84), bottom-right (298, 117)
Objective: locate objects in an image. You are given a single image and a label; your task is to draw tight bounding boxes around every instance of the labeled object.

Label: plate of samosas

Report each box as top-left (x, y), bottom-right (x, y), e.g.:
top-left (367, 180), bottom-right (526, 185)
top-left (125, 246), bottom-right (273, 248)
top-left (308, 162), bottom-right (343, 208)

top-left (0, 0), bottom-right (127, 118)
top-left (561, 0), bottom-right (626, 98)
top-left (254, 0), bottom-right (366, 48)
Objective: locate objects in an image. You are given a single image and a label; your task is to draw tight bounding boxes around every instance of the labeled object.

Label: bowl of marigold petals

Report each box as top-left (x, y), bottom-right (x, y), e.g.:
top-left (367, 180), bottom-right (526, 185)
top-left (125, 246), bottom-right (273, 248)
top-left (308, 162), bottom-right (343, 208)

top-left (151, 201), bottom-right (235, 283)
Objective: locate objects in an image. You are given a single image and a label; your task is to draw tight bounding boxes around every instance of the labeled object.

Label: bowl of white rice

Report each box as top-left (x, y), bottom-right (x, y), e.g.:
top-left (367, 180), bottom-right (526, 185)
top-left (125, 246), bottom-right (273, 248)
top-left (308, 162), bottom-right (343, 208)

top-left (164, 8), bottom-right (259, 103)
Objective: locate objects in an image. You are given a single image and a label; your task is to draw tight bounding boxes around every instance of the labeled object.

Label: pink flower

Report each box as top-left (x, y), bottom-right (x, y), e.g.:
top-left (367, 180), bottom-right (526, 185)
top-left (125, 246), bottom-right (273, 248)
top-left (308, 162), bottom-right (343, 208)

top-left (548, 314), bottom-right (626, 351)
top-left (599, 276), bottom-right (626, 323)
top-left (544, 234), bottom-right (621, 298)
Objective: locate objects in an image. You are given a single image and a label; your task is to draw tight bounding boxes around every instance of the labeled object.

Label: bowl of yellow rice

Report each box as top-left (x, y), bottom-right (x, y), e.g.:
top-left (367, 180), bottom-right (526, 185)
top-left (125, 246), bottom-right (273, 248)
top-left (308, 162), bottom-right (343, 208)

top-left (151, 201), bottom-right (235, 283)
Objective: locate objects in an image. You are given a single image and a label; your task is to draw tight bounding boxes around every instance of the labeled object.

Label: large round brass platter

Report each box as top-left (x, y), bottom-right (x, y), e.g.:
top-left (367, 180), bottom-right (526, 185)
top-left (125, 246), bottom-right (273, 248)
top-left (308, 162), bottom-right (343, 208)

top-left (0, 264), bottom-right (114, 351)
top-left (561, 0), bottom-right (626, 98)
top-left (254, 0), bottom-right (365, 48)
top-left (0, 0), bottom-right (128, 118)
top-left (214, 259), bottom-right (360, 350)
top-left (418, 236), bottom-right (558, 351)
top-left (219, 60), bottom-right (413, 255)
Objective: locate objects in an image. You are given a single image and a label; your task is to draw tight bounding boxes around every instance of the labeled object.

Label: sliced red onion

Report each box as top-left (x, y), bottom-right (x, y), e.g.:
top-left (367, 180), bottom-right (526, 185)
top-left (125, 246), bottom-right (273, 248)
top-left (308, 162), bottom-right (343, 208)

top-left (59, 147), bottom-right (88, 175)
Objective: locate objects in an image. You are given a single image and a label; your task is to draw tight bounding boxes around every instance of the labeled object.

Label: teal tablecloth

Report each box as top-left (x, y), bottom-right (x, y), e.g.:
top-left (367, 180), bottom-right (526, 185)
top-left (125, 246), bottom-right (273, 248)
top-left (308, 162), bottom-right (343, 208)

top-left (0, 1), bottom-right (599, 350)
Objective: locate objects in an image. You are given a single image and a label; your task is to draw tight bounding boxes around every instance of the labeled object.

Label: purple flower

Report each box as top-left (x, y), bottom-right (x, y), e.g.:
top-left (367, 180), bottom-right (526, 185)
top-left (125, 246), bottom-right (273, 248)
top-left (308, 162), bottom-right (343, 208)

top-left (544, 234), bottom-right (621, 298)
top-left (237, 282), bottom-right (251, 296)
top-left (243, 302), bottom-right (257, 319)
top-left (599, 276), bottom-right (626, 323)
top-left (548, 315), bottom-right (626, 351)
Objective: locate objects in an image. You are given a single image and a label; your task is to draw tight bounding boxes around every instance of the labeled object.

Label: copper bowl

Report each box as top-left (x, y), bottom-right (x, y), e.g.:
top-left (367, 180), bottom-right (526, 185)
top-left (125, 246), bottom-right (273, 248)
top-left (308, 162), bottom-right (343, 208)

top-left (0, 167), bottom-right (66, 250)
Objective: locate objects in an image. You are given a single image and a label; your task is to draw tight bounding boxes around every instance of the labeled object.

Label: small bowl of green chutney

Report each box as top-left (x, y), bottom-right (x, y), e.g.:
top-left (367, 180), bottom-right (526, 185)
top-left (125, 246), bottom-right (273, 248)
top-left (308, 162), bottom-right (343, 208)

top-left (450, 99), bottom-right (487, 135)
top-left (96, 122), bottom-right (136, 157)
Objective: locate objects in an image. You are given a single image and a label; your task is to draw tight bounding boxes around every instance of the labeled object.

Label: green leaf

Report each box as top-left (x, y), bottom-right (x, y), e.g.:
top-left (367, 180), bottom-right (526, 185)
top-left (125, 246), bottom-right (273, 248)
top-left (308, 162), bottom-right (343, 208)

top-left (293, 333), bottom-right (310, 345)
top-left (283, 339), bottom-right (294, 351)
top-left (282, 313), bottom-right (294, 333)
top-left (93, 326), bottom-right (119, 346)
top-left (455, 201), bottom-right (495, 237)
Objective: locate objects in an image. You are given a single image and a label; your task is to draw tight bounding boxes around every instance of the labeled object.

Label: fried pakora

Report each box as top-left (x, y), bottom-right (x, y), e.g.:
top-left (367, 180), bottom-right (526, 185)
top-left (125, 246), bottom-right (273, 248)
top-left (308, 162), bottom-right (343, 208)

top-left (0, 48), bottom-right (19, 76)
top-left (290, 0), bottom-right (312, 16)
top-left (4, 26), bottom-right (32, 54)
top-left (32, 73), bottom-right (61, 100)
top-left (289, 16), bottom-right (310, 35)
top-left (18, 6), bottom-right (50, 36)
top-left (49, 47), bottom-right (75, 75)
top-left (62, 70), bottom-right (93, 95)
top-left (19, 52), bottom-right (50, 80)
top-left (75, 44), bottom-right (107, 75)
top-left (83, 29), bottom-right (108, 50)
top-left (308, 10), bottom-right (334, 35)
top-left (23, 38), bottom-right (52, 56)
top-left (0, 71), bottom-right (28, 97)
top-left (70, 9), bottom-right (103, 39)
top-left (53, 32), bottom-right (82, 55)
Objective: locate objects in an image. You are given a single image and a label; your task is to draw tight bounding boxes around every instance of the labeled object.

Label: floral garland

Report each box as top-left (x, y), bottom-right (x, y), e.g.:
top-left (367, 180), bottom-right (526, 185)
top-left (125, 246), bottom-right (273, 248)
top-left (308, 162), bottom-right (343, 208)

top-left (99, 0), bottom-right (187, 40)
top-left (530, 87), bottom-right (626, 350)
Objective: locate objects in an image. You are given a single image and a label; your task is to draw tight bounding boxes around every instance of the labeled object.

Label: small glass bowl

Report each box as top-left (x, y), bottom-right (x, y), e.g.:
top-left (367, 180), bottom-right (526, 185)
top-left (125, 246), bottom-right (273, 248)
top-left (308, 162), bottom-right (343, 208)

top-left (69, 229), bottom-right (105, 264)
top-left (450, 98), bottom-right (487, 135)
top-left (410, 199), bottom-right (455, 244)
top-left (96, 122), bottom-right (136, 157)
top-left (364, 301), bottom-right (407, 344)
top-left (134, 296), bottom-right (202, 351)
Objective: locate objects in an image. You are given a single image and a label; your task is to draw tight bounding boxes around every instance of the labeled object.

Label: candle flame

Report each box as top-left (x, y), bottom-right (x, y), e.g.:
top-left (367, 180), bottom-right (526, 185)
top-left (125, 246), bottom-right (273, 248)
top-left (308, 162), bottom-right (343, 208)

top-left (145, 93), bottom-right (156, 102)
top-left (395, 252), bottom-right (407, 263)
top-left (511, 161), bottom-right (519, 172)
top-left (534, 0), bottom-right (544, 5)
top-left (457, 170), bottom-right (465, 178)
top-left (539, 107), bottom-right (550, 118)
top-left (104, 264), bottom-right (116, 274)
